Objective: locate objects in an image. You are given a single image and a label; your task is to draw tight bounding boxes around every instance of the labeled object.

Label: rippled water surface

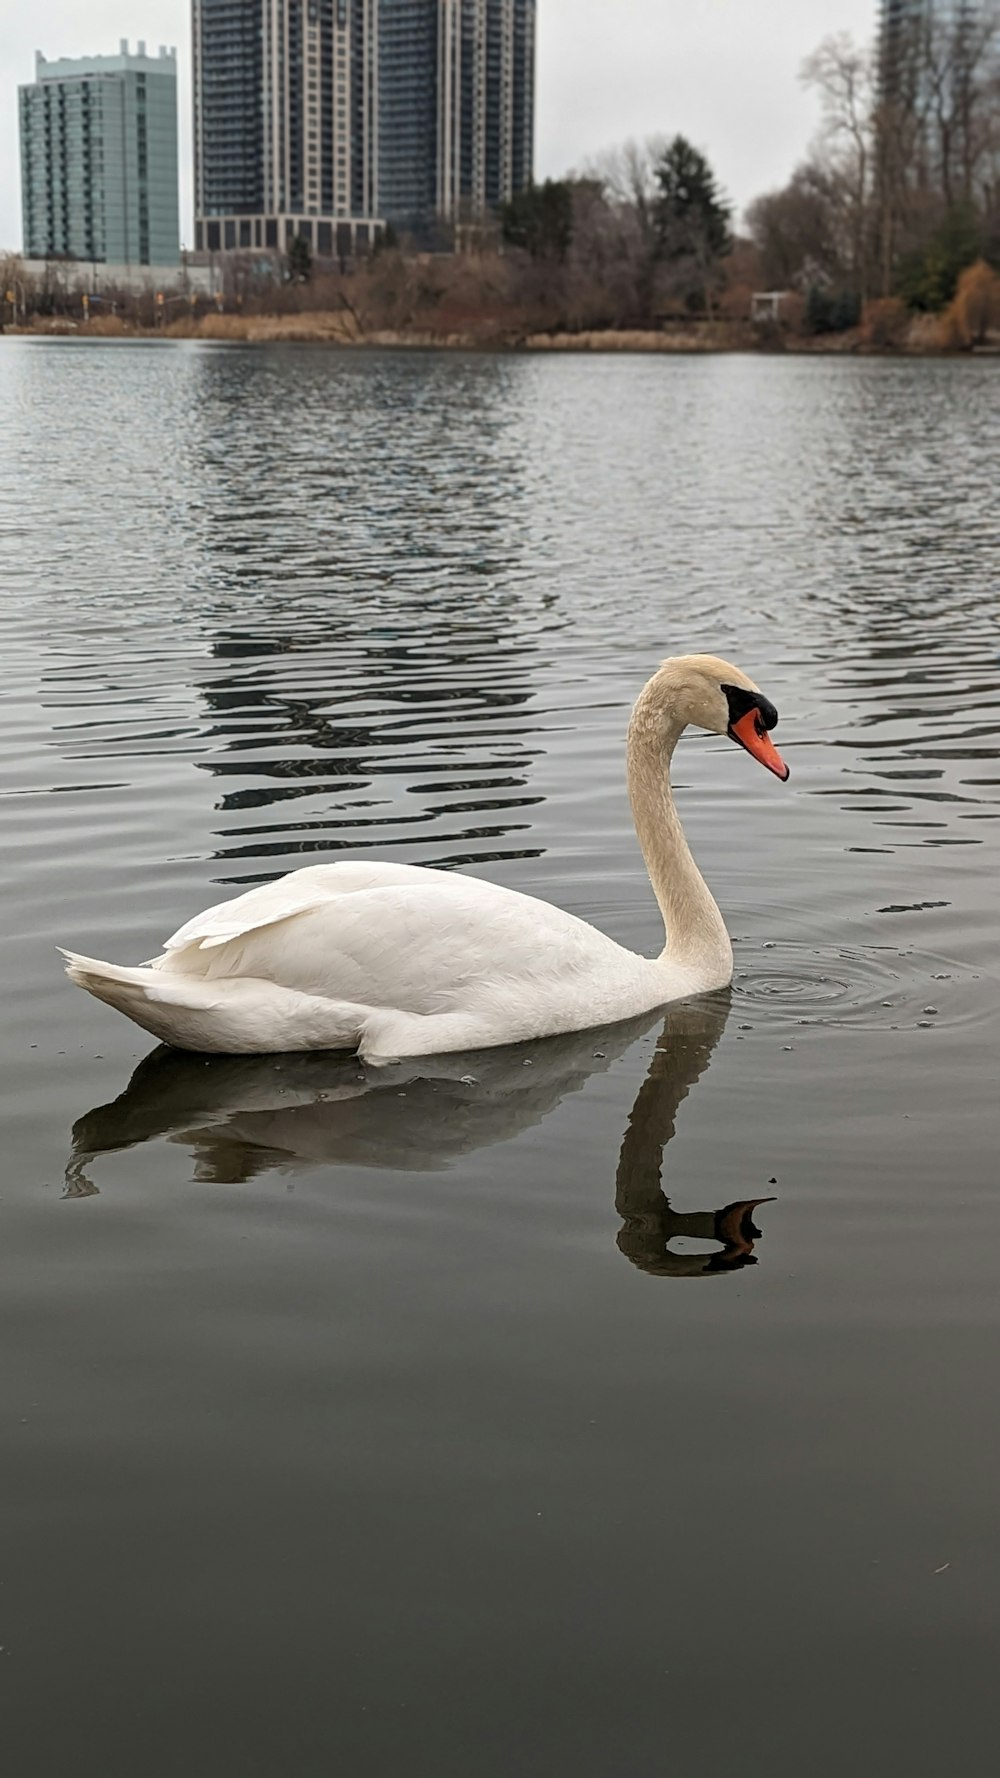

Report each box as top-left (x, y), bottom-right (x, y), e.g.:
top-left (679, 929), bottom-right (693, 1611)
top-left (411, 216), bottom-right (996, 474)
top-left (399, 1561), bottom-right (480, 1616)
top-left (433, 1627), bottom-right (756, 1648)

top-left (2, 339), bottom-right (1000, 1777)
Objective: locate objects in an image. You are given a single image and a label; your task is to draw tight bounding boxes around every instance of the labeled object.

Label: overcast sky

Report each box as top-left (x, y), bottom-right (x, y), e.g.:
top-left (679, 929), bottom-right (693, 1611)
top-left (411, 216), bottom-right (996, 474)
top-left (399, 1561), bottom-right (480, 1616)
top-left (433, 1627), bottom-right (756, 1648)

top-left (1, 0), bottom-right (879, 252)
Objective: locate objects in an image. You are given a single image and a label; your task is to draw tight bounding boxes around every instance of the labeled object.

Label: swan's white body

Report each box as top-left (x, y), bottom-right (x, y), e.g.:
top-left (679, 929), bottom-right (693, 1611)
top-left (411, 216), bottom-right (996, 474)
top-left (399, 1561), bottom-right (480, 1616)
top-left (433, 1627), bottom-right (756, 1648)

top-left (63, 654), bottom-right (785, 1061)
top-left (65, 862), bottom-right (694, 1060)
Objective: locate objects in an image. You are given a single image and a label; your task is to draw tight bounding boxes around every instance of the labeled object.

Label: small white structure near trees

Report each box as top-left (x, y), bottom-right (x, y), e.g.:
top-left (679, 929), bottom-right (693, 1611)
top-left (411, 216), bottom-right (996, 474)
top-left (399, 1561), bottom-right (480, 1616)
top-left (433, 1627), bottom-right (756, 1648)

top-left (750, 291), bottom-right (789, 323)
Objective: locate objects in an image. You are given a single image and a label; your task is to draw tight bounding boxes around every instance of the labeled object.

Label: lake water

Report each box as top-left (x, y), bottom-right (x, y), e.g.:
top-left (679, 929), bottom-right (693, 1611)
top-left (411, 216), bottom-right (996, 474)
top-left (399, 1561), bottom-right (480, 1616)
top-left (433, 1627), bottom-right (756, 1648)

top-left (2, 338), bottom-right (999, 1776)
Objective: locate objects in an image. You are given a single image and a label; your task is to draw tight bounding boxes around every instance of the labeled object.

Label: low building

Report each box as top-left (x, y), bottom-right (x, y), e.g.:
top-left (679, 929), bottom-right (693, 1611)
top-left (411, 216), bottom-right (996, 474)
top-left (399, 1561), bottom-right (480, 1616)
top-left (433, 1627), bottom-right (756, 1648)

top-left (750, 292), bottom-right (788, 324)
top-left (19, 255), bottom-right (221, 299)
top-left (19, 42), bottom-right (180, 266)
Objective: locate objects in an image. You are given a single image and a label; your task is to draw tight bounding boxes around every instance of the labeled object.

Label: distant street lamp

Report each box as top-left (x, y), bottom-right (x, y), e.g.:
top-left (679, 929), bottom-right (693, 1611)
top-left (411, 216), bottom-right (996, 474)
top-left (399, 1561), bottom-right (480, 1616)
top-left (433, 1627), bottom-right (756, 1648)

top-left (4, 279), bottom-right (26, 325)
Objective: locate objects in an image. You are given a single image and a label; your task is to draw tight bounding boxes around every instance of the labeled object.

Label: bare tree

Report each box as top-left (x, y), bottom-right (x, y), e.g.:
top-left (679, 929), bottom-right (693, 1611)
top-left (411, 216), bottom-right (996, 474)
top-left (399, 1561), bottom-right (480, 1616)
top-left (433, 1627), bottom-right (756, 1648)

top-left (580, 136), bottom-right (666, 252)
top-left (575, 137), bottom-right (669, 321)
top-left (801, 33), bottom-right (876, 300)
top-left (875, 2), bottom-right (1000, 291)
top-left (922, 1), bottom-right (1000, 206)
top-left (746, 162), bottom-right (848, 291)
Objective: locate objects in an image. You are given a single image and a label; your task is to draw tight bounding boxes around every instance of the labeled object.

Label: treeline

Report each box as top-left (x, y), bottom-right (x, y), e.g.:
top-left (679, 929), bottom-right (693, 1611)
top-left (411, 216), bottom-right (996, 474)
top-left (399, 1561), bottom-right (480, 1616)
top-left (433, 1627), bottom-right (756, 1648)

top-left (748, 13), bottom-right (1000, 321)
top-left (496, 13), bottom-right (1000, 341)
top-left (498, 134), bottom-right (734, 327)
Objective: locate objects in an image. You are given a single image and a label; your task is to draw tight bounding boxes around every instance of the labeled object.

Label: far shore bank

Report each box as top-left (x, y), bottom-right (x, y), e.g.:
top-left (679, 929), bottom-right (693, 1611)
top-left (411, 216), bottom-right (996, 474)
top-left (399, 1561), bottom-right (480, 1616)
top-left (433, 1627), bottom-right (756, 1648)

top-left (5, 314), bottom-right (1000, 356)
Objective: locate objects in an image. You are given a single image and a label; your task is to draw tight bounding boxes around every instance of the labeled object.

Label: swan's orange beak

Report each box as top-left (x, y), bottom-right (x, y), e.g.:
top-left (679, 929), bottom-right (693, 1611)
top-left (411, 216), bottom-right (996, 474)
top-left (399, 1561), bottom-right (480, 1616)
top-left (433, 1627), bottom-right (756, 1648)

top-left (730, 709), bottom-right (790, 781)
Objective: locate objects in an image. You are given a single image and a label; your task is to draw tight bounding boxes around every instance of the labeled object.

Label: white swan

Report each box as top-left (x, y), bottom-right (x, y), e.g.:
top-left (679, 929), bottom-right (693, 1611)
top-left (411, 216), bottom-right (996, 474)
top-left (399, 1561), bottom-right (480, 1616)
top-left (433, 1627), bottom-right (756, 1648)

top-left (62, 653), bottom-right (789, 1061)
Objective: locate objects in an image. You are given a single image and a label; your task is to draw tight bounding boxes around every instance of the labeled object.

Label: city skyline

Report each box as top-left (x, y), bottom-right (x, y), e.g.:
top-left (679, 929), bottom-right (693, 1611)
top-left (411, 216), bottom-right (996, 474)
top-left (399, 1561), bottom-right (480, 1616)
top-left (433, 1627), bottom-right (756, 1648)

top-left (1, 0), bottom-right (879, 252)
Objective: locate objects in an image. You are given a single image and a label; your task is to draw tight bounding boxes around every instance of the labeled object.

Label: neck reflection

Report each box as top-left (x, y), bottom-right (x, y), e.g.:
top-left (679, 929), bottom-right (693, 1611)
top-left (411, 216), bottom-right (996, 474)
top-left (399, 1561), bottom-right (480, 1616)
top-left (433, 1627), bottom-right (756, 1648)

top-left (65, 993), bottom-right (772, 1277)
top-left (615, 997), bottom-right (771, 1277)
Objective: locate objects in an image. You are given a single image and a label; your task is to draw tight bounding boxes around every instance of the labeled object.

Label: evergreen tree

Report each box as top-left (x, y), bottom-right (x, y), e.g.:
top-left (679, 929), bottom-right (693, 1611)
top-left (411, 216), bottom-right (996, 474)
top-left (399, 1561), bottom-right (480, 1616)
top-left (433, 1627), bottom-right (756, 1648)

top-left (501, 181), bottom-right (574, 262)
top-left (653, 136), bottom-right (732, 310)
top-left (287, 234), bottom-right (312, 282)
top-left (897, 204), bottom-right (983, 311)
top-left (805, 284), bottom-right (861, 333)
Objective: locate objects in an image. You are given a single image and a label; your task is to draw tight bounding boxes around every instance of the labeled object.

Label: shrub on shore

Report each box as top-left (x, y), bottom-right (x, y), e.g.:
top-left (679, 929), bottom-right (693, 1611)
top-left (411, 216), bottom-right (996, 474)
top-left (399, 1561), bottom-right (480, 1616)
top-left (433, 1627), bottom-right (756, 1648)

top-left (860, 298), bottom-right (909, 349)
top-left (940, 260), bottom-right (1000, 349)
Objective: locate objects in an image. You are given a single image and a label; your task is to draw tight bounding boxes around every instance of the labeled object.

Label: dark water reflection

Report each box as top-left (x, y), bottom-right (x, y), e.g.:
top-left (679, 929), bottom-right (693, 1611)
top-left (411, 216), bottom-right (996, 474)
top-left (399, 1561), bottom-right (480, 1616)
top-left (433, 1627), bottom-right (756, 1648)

top-left (68, 998), bottom-right (765, 1276)
top-left (3, 341), bottom-right (1000, 1778)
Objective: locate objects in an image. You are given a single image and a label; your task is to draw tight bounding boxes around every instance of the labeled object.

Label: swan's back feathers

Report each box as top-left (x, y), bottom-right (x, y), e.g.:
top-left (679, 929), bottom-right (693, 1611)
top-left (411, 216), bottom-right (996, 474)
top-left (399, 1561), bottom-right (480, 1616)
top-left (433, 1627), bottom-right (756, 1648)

top-left (158, 868), bottom-right (633, 1014)
top-left (165, 862), bottom-right (435, 953)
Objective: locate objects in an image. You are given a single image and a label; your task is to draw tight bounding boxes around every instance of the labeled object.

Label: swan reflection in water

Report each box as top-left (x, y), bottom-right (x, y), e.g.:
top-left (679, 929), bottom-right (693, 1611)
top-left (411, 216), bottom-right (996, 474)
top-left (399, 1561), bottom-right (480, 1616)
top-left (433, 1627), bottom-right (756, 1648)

top-left (66, 992), bottom-right (772, 1277)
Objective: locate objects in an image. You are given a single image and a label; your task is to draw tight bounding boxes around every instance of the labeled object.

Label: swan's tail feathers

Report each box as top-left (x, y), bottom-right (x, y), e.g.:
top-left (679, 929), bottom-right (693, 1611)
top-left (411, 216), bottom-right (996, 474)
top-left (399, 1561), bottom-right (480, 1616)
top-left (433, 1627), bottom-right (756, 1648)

top-left (59, 949), bottom-right (368, 1055)
top-left (59, 948), bottom-right (225, 1048)
top-left (62, 948), bottom-right (151, 997)
top-left (60, 949), bottom-right (210, 1006)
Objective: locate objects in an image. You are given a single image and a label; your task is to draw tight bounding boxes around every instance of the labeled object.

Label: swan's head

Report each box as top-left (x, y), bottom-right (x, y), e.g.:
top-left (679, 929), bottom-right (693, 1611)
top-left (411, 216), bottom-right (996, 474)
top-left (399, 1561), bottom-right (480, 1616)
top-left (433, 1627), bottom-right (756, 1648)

top-left (658, 653), bottom-right (790, 781)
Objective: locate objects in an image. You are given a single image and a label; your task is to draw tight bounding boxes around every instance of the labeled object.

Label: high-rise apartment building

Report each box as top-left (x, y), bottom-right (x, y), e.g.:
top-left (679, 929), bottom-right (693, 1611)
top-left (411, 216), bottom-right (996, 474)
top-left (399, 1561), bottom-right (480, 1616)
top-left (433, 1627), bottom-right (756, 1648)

top-left (378, 0), bottom-right (535, 238)
top-left (877, 0), bottom-right (996, 208)
top-left (878, 0), bottom-right (986, 101)
top-left (191, 1), bottom-right (536, 255)
top-left (192, 0), bottom-right (380, 256)
top-left (375, 1), bottom-right (438, 229)
top-left (19, 42), bottom-right (180, 264)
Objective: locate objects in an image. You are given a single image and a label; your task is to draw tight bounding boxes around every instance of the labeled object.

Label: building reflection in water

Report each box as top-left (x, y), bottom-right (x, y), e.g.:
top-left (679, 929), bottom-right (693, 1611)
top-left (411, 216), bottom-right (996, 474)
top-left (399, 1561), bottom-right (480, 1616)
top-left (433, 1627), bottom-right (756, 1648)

top-left (197, 612), bottom-right (552, 882)
top-left (180, 348), bottom-right (566, 883)
top-left (38, 348), bottom-right (568, 885)
top-left (65, 992), bottom-right (773, 1278)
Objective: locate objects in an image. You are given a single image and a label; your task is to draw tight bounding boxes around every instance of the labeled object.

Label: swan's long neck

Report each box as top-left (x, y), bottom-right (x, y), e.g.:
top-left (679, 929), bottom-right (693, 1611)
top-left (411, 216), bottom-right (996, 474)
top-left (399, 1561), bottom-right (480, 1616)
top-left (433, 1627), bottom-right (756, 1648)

top-left (626, 676), bottom-right (732, 979)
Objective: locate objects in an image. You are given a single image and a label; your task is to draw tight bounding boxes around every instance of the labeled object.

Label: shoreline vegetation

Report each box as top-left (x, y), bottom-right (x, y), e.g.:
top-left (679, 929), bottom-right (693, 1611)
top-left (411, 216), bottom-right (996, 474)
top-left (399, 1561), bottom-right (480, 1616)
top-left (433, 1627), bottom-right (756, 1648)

top-left (7, 303), bottom-right (1000, 354)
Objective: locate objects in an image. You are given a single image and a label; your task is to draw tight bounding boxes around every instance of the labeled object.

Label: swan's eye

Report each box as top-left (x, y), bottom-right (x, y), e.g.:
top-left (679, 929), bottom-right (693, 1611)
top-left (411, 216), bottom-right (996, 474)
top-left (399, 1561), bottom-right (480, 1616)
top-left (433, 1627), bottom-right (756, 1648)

top-left (722, 682), bottom-right (779, 735)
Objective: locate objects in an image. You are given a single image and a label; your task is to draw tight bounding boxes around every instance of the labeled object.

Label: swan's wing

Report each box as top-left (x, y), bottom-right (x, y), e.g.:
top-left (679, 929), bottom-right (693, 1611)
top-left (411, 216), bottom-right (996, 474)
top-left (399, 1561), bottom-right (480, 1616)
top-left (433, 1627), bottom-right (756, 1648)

top-left (165, 878), bottom-right (338, 953)
top-left (153, 865), bottom-right (644, 1038)
top-left (163, 862), bottom-right (437, 954)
